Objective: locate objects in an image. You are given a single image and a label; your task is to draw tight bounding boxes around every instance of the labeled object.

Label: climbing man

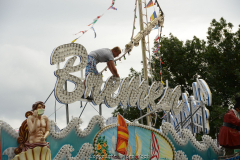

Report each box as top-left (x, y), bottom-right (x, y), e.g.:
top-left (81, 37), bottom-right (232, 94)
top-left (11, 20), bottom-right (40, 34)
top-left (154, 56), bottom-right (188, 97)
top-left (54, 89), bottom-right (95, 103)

top-left (85, 46), bottom-right (121, 78)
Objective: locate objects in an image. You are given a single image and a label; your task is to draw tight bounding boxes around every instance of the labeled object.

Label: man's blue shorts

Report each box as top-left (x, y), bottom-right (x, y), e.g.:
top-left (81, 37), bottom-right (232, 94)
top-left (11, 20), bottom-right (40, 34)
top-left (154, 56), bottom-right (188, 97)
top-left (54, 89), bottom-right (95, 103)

top-left (85, 55), bottom-right (99, 77)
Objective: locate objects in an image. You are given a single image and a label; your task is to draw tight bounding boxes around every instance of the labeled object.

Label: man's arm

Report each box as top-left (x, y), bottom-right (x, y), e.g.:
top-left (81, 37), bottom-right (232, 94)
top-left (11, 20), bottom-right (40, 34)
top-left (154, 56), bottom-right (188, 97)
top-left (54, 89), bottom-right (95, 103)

top-left (107, 60), bottom-right (119, 77)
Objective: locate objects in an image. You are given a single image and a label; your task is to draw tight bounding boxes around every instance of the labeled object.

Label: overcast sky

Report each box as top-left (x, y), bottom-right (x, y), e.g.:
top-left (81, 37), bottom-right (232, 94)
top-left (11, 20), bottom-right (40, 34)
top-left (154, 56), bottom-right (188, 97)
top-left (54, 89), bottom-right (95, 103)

top-left (0, 0), bottom-right (240, 130)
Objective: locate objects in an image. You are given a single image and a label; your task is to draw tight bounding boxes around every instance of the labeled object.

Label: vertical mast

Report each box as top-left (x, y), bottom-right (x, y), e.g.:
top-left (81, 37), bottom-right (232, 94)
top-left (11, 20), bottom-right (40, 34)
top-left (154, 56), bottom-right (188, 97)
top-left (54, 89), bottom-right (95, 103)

top-left (137, 0), bottom-right (151, 126)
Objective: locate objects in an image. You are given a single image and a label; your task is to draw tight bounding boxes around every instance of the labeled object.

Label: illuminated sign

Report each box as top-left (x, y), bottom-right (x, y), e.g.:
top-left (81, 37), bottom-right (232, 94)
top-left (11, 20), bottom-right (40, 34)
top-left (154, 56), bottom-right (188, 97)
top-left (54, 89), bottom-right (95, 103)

top-left (50, 43), bottom-right (212, 118)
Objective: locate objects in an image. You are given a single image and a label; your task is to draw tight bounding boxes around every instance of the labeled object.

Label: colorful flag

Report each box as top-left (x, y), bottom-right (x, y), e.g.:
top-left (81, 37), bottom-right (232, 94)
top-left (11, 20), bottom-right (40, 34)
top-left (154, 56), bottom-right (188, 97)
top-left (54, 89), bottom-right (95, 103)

top-left (150, 11), bottom-right (157, 21)
top-left (160, 72), bottom-right (165, 85)
top-left (112, 0), bottom-right (116, 6)
top-left (150, 132), bottom-right (160, 160)
top-left (154, 35), bottom-right (159, 42)
top-left (71, 38), bottom-right (77, 43)
top-left (91, 27), bottom-right (96, 38)
top-left (145, 0), bottom-right (153, 8)
top-left (116, 114), bottom-right (129, 155)
top-left (160, 59), bottom-right (164, 64)
top-left (154, 24), bottom-right (159, 29)
top-left (108, 6), bottom-right (117, 10)
top-left (153, 46), bottom-right (160, 53)
top-left (74, 30), bottom-right (87, 36)
top-left (88, 16), bottom-right (101, 26)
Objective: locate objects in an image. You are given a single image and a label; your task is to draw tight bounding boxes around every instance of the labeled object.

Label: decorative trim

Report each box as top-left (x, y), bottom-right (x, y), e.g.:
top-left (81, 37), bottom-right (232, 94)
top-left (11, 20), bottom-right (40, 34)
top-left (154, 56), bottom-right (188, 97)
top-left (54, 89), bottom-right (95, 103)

top-left (192, 154), bottom-right (203, 160)
top-left (2, 147), bottom-right (16, 160)
top-left (0, 120), bottom-right (18, 139)
top-left (161, 122), bottom-right (223, 155)
top-left (175, 150), bottom-right (188, 160)
top-left (53, 143), bottom-right (94, 160)
top-left (49, 115), bottom-right (105, 139)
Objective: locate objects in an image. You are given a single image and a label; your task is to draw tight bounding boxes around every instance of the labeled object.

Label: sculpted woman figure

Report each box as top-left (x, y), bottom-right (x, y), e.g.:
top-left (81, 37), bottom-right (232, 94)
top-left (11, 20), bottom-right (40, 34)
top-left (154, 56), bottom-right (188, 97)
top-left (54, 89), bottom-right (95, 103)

top-left (14, 101), bottom-right (51, 158)
top-left (21, 101), bottom-right (50, 151)
top-left (27, 101), bottom-right (50, 144)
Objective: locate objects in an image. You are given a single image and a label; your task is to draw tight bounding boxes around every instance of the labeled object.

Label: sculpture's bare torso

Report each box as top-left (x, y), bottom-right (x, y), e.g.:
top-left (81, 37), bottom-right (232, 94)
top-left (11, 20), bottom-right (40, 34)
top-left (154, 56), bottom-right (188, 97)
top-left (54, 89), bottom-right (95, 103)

top-left (27, 104), bottom-right (49, 144)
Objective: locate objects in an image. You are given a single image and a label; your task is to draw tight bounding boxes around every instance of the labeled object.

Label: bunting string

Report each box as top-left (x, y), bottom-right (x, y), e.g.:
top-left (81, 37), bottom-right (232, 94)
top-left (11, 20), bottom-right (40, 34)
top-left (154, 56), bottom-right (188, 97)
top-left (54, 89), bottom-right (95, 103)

top-left (131, 0), bottom-right (138, 41)
top-left (71, 0), bottom-right (117, 43)
top-left (158, 26), bottom-right (165, 85)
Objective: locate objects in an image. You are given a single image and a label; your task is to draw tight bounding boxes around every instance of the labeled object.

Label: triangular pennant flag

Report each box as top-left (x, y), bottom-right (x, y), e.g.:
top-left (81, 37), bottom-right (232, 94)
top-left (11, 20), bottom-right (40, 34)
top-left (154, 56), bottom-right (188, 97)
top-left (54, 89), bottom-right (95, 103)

top-left (71, 38), bottom-right (77, 43)
top-left (144, 0), bottom-right (153, 8)
top-left (154, 35), bottom-right (159, 42)
top-left (91, 27), bottom-right (97, 38)
top-left (161, 76), bottom-right (165, 85)
top-left (150, 11), bottom-right (157, 21)
top-left (111, 0), bottom-right (116, 6)
top-left (108, 6), bottom-right (117, 10)
top-left (160, 59), bottom-right (164, 64)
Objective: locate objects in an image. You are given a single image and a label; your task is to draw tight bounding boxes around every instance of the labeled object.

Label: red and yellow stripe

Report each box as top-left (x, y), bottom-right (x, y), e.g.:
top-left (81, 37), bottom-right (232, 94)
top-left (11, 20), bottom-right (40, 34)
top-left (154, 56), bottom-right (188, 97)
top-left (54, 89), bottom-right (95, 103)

top-left (116, 115), bottom-right (129, 155)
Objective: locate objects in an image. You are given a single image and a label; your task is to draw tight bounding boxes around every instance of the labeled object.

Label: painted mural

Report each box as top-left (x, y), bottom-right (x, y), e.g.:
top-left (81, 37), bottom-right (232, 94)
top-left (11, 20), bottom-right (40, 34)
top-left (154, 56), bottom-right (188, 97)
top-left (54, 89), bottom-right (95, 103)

top-left (93, 124), bottom-right (174, 160)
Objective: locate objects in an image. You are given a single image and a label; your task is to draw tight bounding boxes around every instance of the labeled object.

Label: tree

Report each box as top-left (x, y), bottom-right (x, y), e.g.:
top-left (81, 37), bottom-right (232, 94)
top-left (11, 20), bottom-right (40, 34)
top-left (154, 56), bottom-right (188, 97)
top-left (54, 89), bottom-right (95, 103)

top-left (112, 18), bottom-right (240, 139)
top-left (203, 18), bottom-right (240, 137)
top-left (151, 34), bottom-right (207, 94)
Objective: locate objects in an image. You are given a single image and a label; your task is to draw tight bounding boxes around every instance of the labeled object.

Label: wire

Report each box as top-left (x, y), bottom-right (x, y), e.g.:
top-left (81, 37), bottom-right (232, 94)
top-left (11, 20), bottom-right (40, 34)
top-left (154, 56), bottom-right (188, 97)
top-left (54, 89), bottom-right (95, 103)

top-left (48, 104), bottom-right (65, 118)
top-left (89, 103), bottom-right (107, 120)
top-left (79, 102), bottom-right (88, 118)
top-left (44, 89), bottom-right (54, 104)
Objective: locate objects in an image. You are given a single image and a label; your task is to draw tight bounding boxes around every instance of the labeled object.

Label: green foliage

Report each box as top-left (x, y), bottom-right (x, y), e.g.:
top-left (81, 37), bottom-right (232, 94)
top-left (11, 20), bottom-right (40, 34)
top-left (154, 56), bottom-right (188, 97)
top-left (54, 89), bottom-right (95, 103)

top-left (152, 34), bottom-right (207, 94)
top-left (205, 18), bottom-right (240, 107)
top-left (112, 18), bottom-right (240, 139)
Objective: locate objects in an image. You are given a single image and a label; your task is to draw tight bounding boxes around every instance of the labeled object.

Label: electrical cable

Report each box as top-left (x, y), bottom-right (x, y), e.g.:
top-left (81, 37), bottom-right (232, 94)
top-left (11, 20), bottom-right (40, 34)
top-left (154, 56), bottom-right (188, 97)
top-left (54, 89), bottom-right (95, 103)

top-left (89, 103), bottom-right (107, 120)
top-left (79, 102), bottom-right (88, 118)
top-left (44, 89), bottom-right (54, 104)
top-left (48, 104), bottom-right (65, 118)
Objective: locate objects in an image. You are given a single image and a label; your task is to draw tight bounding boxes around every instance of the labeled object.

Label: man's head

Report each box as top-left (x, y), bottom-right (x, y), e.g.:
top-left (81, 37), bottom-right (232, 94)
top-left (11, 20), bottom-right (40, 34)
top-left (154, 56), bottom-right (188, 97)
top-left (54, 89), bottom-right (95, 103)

top-left (111, 46), bottom-right (121, 58)
top-left (32, 101), bottom-right (45, 111)
top-left (234, 94), bottom-right (240, 112)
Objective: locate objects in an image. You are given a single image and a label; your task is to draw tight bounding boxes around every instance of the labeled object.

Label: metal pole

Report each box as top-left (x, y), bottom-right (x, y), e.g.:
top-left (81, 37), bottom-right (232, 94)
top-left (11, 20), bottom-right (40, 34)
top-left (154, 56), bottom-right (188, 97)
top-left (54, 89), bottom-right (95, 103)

top-left (55, 63), bottom-right (59, 130)
top-left (168, 112), bottom-right (171, 123)
top-left (65, 81), bottom-right (69, 124)
top-left (140, 110), bottom-right (143, 124)
top-left (180, 111), bottom-right (183, 129)
top-left (138, 0), bottom-right (150, 126)
top-left (133, 107), bottom-right (160, 122)
top-left (175, 105), bottom-right (202, 130)
top-left (201, 101), bottom-right (206, 135)
top-left (188, 98), bottom-right (194, 135)
top-left (99, 103), bottom-right (102, 116)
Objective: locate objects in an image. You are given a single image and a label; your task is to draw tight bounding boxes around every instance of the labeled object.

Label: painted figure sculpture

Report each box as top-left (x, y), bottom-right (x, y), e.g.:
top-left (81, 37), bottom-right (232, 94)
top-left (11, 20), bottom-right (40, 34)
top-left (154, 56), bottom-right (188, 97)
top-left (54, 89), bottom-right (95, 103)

top-left (13, 101), bottom-right (51, 160)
